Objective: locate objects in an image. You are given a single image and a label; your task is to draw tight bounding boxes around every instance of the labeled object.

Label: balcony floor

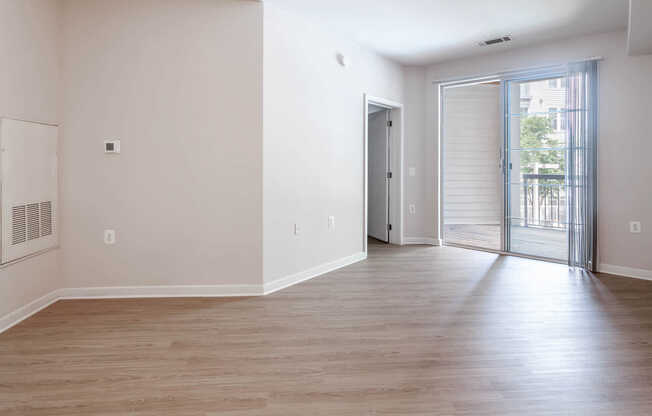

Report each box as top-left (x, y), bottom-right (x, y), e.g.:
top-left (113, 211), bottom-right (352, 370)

top-left (444, 224), bottom-right (568, 261)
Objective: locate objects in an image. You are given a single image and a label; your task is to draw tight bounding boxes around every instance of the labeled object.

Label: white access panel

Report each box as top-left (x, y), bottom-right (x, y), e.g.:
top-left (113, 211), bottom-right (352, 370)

top-left (0, 118), bottom-right (58, 263)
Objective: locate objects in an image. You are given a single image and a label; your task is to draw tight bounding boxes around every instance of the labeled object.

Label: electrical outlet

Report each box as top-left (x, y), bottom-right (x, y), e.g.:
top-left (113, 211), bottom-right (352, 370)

top-left (104, 229), bottom-right (116, 245)
top-left (294, 224), bottom-right (301, 236)
top-left (104, 140), bottom-right (120, 154)
top-left (630, 221), bottom-right (642, 234)
top-left (328, 216), bottom-right (335, 230)
top-left (409, 204), bottom-right (416, 215)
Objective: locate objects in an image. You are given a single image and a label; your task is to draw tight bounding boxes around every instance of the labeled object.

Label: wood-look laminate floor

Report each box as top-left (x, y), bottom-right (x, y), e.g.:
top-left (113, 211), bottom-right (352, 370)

top-left (3, 241), bottom-right (652, 415)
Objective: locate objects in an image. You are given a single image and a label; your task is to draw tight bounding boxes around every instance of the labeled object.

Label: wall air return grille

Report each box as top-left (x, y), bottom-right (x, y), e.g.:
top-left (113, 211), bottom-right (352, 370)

top-left (11, 206), bottom-right (26, 245)
top-left (10, 202), bottom-right (53, 245)
top-left (1, 118), bottom-right (58, 263)
top-left (26, 203), bottom-right (40, 241)
top-left (40, 201), bottom-right (53, 236)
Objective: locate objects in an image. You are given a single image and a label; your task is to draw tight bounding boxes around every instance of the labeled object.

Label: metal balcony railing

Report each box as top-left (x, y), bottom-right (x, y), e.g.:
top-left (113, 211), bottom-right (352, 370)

top-left (522, 174), bottom-right (566, 229)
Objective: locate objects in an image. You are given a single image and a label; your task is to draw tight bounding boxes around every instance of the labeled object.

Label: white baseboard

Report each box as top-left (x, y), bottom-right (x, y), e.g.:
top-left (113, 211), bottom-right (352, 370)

top-left (5, 257), bottom-right (650, 335)
top-left (0, 289), bottom-right (61, 334)
top-left (403, 237), bottom-right (442, 246)
top-left (598, 264), bottom-right (652, 281)
top-left (59, 284), bottom-right (263, 299)
top-left (0, 252), bottom-right (368, 334)
top-left (263, 251), bottom-right (367, 295)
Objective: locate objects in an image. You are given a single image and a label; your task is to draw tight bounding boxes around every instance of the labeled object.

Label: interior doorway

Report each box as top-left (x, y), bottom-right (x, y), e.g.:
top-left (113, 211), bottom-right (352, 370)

top-left (364, 95), bottom-right (403, 252)
top-left (368, 105), bottom-right (391, 243)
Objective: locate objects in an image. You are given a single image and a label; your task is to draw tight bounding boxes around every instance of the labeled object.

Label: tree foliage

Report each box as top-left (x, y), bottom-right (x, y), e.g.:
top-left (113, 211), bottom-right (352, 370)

top-left (519, 116), bottom-right (564, 175)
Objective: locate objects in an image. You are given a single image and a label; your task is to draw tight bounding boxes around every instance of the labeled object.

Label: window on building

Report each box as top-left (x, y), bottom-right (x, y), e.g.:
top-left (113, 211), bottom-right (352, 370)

top-left (548, 107), bottom-right (559, 130)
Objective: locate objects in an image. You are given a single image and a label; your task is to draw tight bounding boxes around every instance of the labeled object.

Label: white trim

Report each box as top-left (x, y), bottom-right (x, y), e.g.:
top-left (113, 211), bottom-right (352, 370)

top-left (0, 289), bottom-right (61, 334)
top-left (365, 95), bottom-right (403, 110)
top-left (431, 57), bottom-right (604, 85)
top-left (598, 264), bottom-right (652, 281)
top-left (59, 284), bottom-right (263, 299)
top-left (0, 246), bottom-right (59, 270)
top-left (364, 94), bottom-right (405, 249)
top-left (0, 252), bottom-right (368, 334)
top-left (264, 251), bottom-right (367, 295)
top-left (403, 237), bottom-right (442, 246)
top-left (4, 258), bottom-right (651, 334)
top-left (0, 115), bottom-right (58, 127)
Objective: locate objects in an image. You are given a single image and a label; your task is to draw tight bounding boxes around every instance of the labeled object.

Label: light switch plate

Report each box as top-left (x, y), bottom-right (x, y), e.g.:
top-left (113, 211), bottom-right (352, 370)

top-left (409, 167), bottom-right (416, 177)
top-left (630, 221), bottom-right (642, 233)
top-left (328, 216), bottom-right (335, 230)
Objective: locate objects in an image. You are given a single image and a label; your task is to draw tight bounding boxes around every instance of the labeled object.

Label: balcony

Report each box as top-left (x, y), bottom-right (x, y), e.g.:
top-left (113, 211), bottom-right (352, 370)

top-left (443, 174), bottom-right (568, 260)
top-left (520, 173), bottom-right (566, 229)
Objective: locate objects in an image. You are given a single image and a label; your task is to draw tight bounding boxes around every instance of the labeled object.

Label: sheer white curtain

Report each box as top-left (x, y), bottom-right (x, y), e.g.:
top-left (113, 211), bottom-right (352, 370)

top-left (566, 60), bottom-right (598, 270)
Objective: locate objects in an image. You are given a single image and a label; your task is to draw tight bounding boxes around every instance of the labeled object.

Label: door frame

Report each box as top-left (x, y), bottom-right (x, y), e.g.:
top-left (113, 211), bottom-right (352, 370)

top-left (503, 71), bottom-right (568, 264)
top-left (438, 79), bottom-right (504, 253)
top-left (437, 70), bottom-right (570, 264)
top-left (367, 108), bottom-right (391, 243)
top-left (364, 94), bottom-right (404, 253)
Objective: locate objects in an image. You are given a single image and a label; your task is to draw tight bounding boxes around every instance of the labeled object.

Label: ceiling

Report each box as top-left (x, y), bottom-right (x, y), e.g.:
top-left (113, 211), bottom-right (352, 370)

top-left (266, 0), bottom-right (629, 65)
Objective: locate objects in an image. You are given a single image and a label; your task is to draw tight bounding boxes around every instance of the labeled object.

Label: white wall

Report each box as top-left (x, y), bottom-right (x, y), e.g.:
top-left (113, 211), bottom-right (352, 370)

top-left (423, 31), bottom-right (652, 272)
top-left (6, 2), bottom-right (648, 328)
top-left (627, 0), bottom-right (652, 55)
top-left (0, 0), bottom-right (61, 126)
top-left (2, 0), bottom-right (405, 322)
top-left (262, 4), bottom-right (403, 283)
top-left (0, 0), bottom-right (61, 318)
top-left (402, 67), bottom-right (432, 239)
top-left (60, 0), bottom-right (264, 288)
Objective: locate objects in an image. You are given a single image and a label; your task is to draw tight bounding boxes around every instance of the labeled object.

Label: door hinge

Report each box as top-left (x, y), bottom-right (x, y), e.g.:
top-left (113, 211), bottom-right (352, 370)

top-left (388, 224), bottom-right (392, 231)
top-left (387, 120), bottom-right (393, 127)
top-left (387, 171), bottom-right (393, 179)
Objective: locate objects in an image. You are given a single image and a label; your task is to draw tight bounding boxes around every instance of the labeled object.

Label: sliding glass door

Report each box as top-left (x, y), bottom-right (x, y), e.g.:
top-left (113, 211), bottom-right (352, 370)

top-left (441, 76), bottom-right (569, 260)
top-left (442, 81), bottom-right (503, 251)
top-left (505, 76), bottom-right (569, 261)
top-left (440, 61), bottom-right (597, 268)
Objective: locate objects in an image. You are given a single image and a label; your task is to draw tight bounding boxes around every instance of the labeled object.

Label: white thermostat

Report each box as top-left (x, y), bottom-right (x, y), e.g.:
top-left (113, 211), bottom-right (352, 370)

top-left (104, 140), bottom-right (120, 154)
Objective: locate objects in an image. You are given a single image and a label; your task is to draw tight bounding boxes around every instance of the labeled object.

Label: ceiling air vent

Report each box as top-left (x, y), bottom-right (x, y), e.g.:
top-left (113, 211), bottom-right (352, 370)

top-left (478, 35), bottom-right (512, 47)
